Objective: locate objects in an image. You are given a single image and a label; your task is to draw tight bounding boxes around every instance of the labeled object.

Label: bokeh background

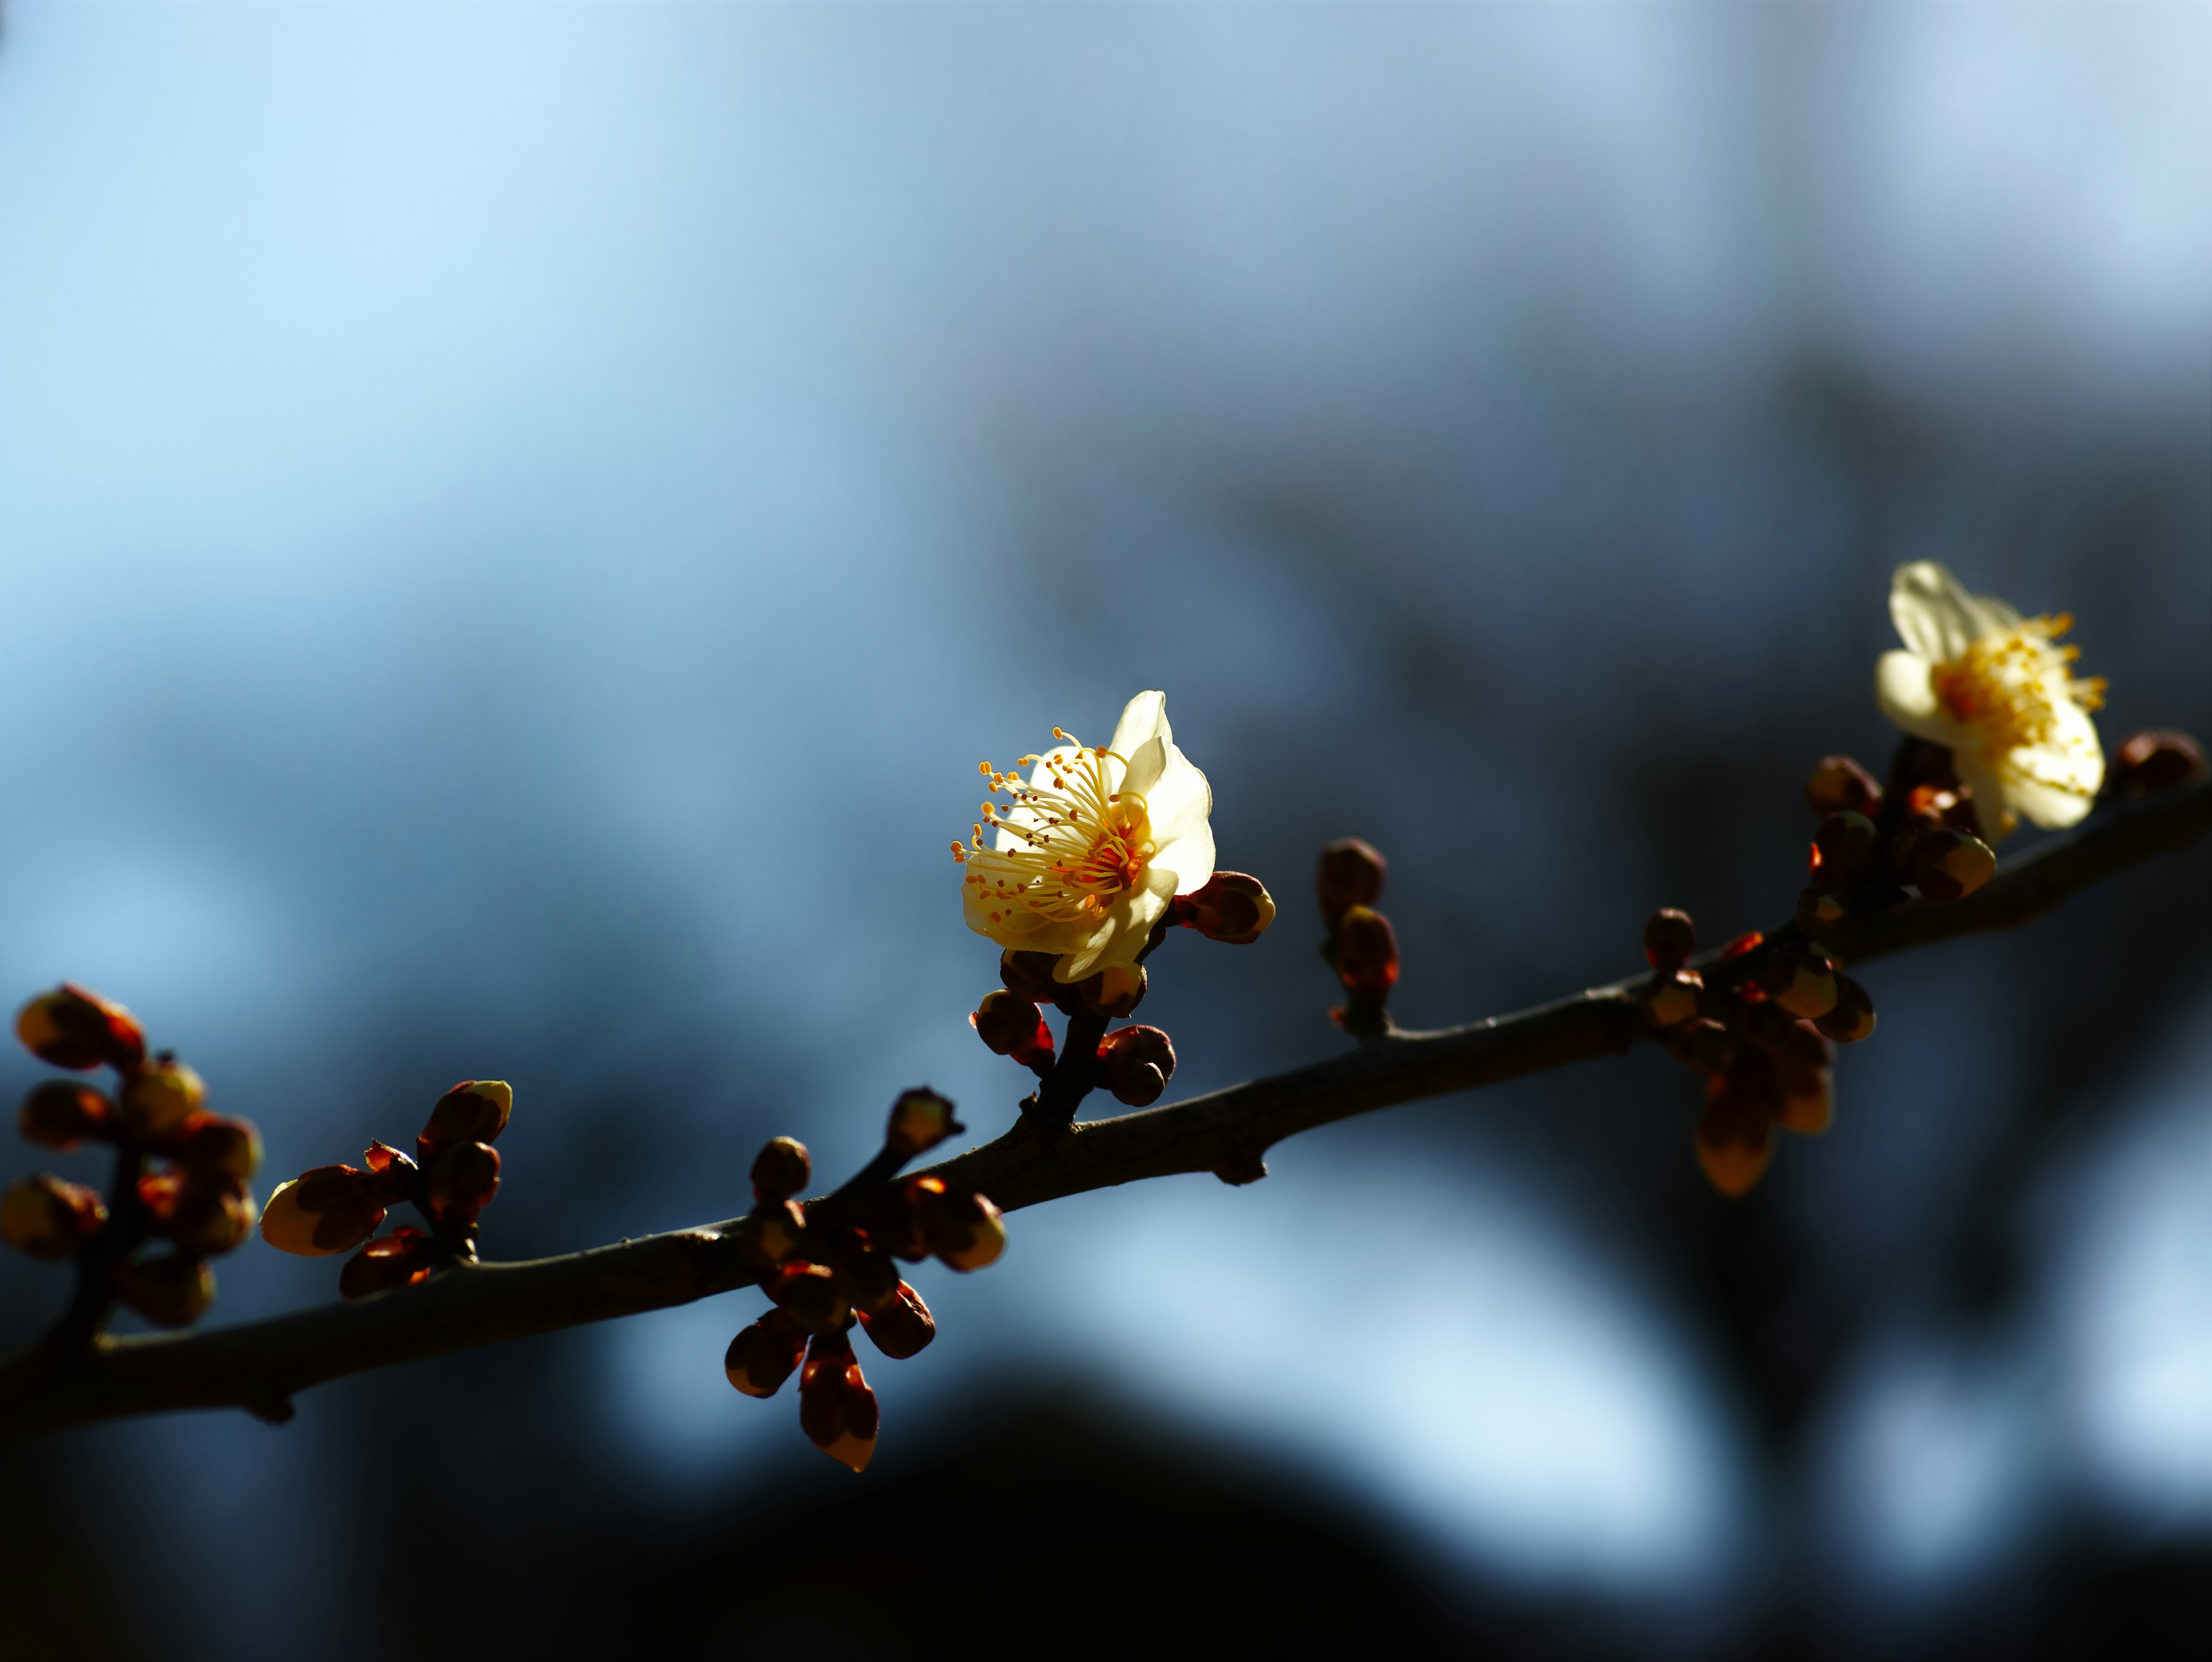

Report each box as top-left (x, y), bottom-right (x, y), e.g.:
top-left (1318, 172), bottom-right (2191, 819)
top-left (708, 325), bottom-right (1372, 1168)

top-left (2, 3), bottom-right (2207, 1657)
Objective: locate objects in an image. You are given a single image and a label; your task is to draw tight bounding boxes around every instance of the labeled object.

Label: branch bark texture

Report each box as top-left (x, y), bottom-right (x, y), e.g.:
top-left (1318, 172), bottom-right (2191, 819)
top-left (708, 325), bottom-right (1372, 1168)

top-left (4, 781), bottom-right (2204, 1439)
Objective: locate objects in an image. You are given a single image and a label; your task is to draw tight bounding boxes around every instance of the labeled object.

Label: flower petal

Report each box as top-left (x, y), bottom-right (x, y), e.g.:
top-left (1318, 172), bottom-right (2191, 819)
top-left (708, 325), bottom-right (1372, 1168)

top-left (1875, 651), bottom-right (1968, 745)
top-left (1056, 866), bottom-right (1177, 981)
top-left (1952, 747), bottom-right (2017, 845)
top-left (2001, 695), bottom-right (2104, 829)
top-left (1889, 562), bottom-right (1983, 664)
top-left (1108, 691), bottom-right (1171, 764)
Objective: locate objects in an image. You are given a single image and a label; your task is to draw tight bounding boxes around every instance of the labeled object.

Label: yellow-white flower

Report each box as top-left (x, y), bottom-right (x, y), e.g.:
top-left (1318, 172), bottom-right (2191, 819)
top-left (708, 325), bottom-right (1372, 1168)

top-left (955, 691), bottom-right (1215, 982)
top-left (1875, 561), bottom-right (2105, 842)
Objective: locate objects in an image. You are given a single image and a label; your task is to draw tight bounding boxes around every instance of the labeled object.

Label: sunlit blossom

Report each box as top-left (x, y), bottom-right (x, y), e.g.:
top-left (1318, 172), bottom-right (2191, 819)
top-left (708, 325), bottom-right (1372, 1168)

top-left (1875, 561), bottom-right (2105, 842)
top-left (954, 691), bottom-right (1215, 982)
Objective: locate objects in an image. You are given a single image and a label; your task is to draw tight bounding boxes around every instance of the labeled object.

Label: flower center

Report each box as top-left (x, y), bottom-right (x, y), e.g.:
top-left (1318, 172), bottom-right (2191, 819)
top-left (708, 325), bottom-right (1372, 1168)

top-left (951, 728), bottom-right (1158, 928)
top-left (1929, 614), bottom-right (2105, 786)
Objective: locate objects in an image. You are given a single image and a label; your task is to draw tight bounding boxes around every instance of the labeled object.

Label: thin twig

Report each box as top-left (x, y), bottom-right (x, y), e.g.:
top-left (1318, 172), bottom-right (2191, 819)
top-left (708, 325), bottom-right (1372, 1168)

top-left (2, 779), bottom-right (2203, 1440)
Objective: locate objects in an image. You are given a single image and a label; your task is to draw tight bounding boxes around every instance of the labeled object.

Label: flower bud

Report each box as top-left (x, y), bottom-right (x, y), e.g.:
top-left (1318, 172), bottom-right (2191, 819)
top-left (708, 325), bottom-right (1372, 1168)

top-left (1666, 1019), bottom-right (1737, 1077)
top-left (972, 991), bottom-right (1056, 1073)
top-left (1760, 949), bottom-right (1839, 1020)
top-left (724, 1308), bottom-right (808, 1398)
top-left (911, 1179), bottom-right (1006, 1272)
top-left (1096, 1025), bottom-right (1176, 1108)
top-left (259, 1167), bottom-right (387, 1256)
top-left (798, 1331), bottom-right (879, 1472)
top-left (1332, 906), bottom-right (1399, 1002)
top-left (425, 1140), bottom-right (500, 1225)
top-left (1, 1173), bottom-right (107, 1257)
top-left (828, 1233), bottom-right (902, 1316)
top-left (1796, 887), bottom-right (1849, 939)
top-left (141, 1172), bottom-right (255, 1256)
top-left (1072, 964), bottom-right (1147, 1019)
top-left (734, 1199), bottom-right (808, 1270)
top-left (1806, 755), bottom-right (1882, 819)
top-left (999, 949), bottom-right (1062, 1002)
top-left (767, 1262), bottom-right (851, 1335)
top-left (885, 1088), bottom-right (963, 1160)
top-left (751, 1136), bottom-right (811, 1205)
top-left (1180, 872), bottom-right (1276, 945)
top-left (115, 1252), bottom-right (215, 1327)
top-left (14, 984), bottom-right (145, 1072)
top-left (1316, 838), bottom-right (1387, 927)
top-left (1813, 974), bottom-right (1876, 1045)
top-left (118, 1057), bottom-right (206, 1139)
top-left (361, 1139), bottom-right (415, 1183)
top-left (1695, 1073), bottom-right (1776, 1198)
top-left (1903, 828), bottom-right (1997, 902)
top-left (18, 1081), bottom-right (112, 1149)
top-left (1719, 930), bottom-right (1764, 963)
top-left (858, 1281), bottom-right (935, 1361)
top-left (1810, 812), bottom-right (1880, 887)
top-left (339, 1227), bottom-right (437, 1300)
top-left (1640, 969), bottom-right (1702, 1031)
top-left (419, 1080), bottom-right (512, 1156)
top-left (1771, 1052), bottom-right (1834, 1136)
top-left (1642, 909), bottom-right (1696, 972)
top-left (2112, 729), bottom-right (2206, 798)
top-left (164, 1113), bottom-right (263, 1182)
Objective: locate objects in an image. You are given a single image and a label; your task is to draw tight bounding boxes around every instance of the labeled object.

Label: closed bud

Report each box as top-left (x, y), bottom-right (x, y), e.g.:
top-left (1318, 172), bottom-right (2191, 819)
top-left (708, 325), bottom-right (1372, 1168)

top-left (1332, 906), bottom-right (1399, 1002)
top-left (2112, 729), bottom-right (2206, 798)
top-left (1180, 872), bottom-right (1276, 945)
top-left (1072, 964), bottom-right (1147, 1018)
top-left (972, 990), bottom-right (1055, 1066)
top-left (799, 1332), bottom-right (880, 1472)
top-left (18, 1081), bottom-right (112, 1149)
top-left (1642, 909), bottom-right (1696, 971)
top-left (425, 1140), bottom-right (500, 1224)
top-left (751, 1136), bottom-right (812, 1205)
top-left (1, 1173), bottom-right (107, 1258)
top-left (166, 1113), bottom-right (263, 1182)
top-left (1796, 886), bottom-right (1850, 938)
top-left (115, 1252), bottom-right (215, 1327)
top-left (1696, 1072), bottom-right (1777, 1198)
top-left (1810, 812), bottom-right (1880, 886)
top-left (259, 1167), bottom-right (387, 1256)
top-left (1813, 974), bottom-right (1877, 1044)
top-left (858, 1281), bottom-right (935, 1361)
top-left (999, 949), bottom-right (1062, 1002)
top-left (141, 1172), bottom-right (255, 1256)
top-left (1903, 828), bottom-right (1997, 902)
top-left (724, 1308), bottom-right (808, 1398)
top-left (767, 1262), bottom-right (851, 1335)
top-left (361, 1139), bottom-right (415, 1182)
top-left (734, 1199), bottom-right (808, 1270)
top-left (1668, 1018), bottom-right (1737, 1077)
top-left (1641, 969), bottom-right (1702, 1030)
top-left (886, 1088), bottom-right (963, 1160)
top-left (339, 1227), bottom-right (438, 1300)
top-left (1806, 755), bottom-right (1883, 819)
top-left (1096, 1025), bottom-right (1176, 1108)
top-left (1316, 838), bottom-right (1387, 927)
top-left (15, 984), bottom-right (145, 1072)
top-left (1760, 949), bottom-right (1839, 1020)
top-left (913, 1179), bottom-right (1006, 1273)
top-left (828, 1233), bottom-right (902, 1316)
top-left (419, 1080), bottom-right (512, 1156)
top-left (1771, 1051), bottom-right (1834, 1136)
top-left (117, 1057), bottom-right (205, 1139)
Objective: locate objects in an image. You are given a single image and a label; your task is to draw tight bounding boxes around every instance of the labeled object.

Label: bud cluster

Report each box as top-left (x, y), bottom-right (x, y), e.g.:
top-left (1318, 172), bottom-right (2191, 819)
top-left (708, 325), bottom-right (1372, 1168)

top-left (1796, 746), bottom-right (1998, 943)
top-left (3, 984), bottom-right (263, 1330)
top-left (1316, 838), bottom-right (1397, 1038)
top-left (260, 1078), bottom-right (514, 1297)
top-left (724, 1088), bottom-right (1005, 1471)
top-left (1634, 911), bottom-right (1871, 1197)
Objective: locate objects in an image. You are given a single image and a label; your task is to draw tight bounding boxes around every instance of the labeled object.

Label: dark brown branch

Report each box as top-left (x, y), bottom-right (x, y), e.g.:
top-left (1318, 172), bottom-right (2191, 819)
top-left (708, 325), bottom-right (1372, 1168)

top-left (3, 779), bottom-right (2203, 1439)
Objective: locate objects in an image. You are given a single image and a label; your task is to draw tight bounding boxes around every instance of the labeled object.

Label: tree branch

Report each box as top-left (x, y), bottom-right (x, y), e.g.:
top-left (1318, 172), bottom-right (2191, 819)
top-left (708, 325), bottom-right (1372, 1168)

top-left (3, 780), bottom-right (2204, 1439)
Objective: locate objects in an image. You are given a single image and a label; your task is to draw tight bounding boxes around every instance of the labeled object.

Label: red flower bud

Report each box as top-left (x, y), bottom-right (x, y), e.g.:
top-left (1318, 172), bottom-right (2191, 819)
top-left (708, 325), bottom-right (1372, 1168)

top-left (419, 1080), bottom-right (512, 1157)
top-left (972, 991), bottom-right (1055, 1070)
top-left (1641, 969), bottom-right (1703, 1030)
top-left (901, 1175), bottom-right (1007, 1272)
top-left (1902, 828), bottom-right (1997, 902)
top-left (167, 1114), bottom-right (263, 1182)
top-left (1179, 872), bottom-right (1277, 945)
top-left (734, 1199), bottom-right (808, 1270)
top-left (119, 1057), bottom-right (205, 1139)
top-left (115, 1252), bottom-right (215, 1327)
top-left (751, 1137), bottom-right (811, 1204)
top-left (767, 1262), bottom-right (851, 1335)
top-left (1642, 908), bottom-right (1696, 972)
top-left (1805, 755), bottom-right (1883, 819)
top-left (14, 984), bottom-right (145, 1072)
top-left (2112, 729), bottom-right (2206, 798)
top-left (885, 1088), bottom-right (962, 1160)
top-left (425, 1141), bottom-right (500, 1225)
top-left (998, 949), bottom-right (1062, 1002)
top-left (725, 1308), bottom-right (808, 1398)
top-left (798, 1331), bottom-right (879, 1472)
top-left (260, 1167), bottom-right (387, 1256)
top-left (1316, 839), bottom-right (1387, 928)
top-left (1813, 974), bottom-right (1877, 1045)
top-left (140, 1171), bottom-right (255, 1256)
top-left (1810, 812), bottom-right (1880, 887)
top-left (17, 1081), bottom-right (112, 1149)
top-left (857, 1281), bottom-right (935, 1361)
top-left (339, 1227), bottom-right (438, 1300)
top-left (1796, 887), bottom-right (1850, 939)
top-left (1332, 906), bottom-right (1399, 1003)
top-left (1760, 950), bottom-right (1839, 1021)
top-left (1696, 1071), bottom-right (1777, 1198)
top-left (827, 1233), bottom-right (903, 1316)
top-left (1096, 1025), bottom-right (1176, 1108)
top-left (1, 1173), bottom-right (107, 1258)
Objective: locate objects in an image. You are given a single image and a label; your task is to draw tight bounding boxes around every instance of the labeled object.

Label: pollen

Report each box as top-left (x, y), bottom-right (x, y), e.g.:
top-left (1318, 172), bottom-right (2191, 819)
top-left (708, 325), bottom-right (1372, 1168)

top-left (955, 726), bottom-right (1157, 927)
top-left (1930, 615), bottom-right (2104, 793)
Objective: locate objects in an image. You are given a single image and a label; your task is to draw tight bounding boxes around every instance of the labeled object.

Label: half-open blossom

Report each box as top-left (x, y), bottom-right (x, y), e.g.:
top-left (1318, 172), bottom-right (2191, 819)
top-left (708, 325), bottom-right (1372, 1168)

top-left (954, 691), bottom-right (1215, 982)
top-left (1875, 562), bottom-right (2105, 841)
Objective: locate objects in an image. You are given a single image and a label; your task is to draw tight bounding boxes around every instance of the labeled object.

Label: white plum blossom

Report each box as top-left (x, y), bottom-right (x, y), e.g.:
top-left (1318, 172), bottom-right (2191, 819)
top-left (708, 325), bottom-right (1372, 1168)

top-left (955, 691), bottom-right (1216, 981)
top-left (1875, 561), bottom-right (2106, 842)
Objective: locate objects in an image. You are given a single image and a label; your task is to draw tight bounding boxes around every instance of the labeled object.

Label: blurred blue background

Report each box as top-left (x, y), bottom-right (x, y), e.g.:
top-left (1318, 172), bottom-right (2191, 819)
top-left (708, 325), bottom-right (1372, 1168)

top-left (1, 3), bottom-right (2207, 1657)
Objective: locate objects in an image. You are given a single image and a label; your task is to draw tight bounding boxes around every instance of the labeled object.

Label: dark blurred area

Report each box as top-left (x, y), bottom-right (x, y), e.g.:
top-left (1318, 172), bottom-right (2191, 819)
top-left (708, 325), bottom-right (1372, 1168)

top-left (1, 5), bottom-right (2207, 1659)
